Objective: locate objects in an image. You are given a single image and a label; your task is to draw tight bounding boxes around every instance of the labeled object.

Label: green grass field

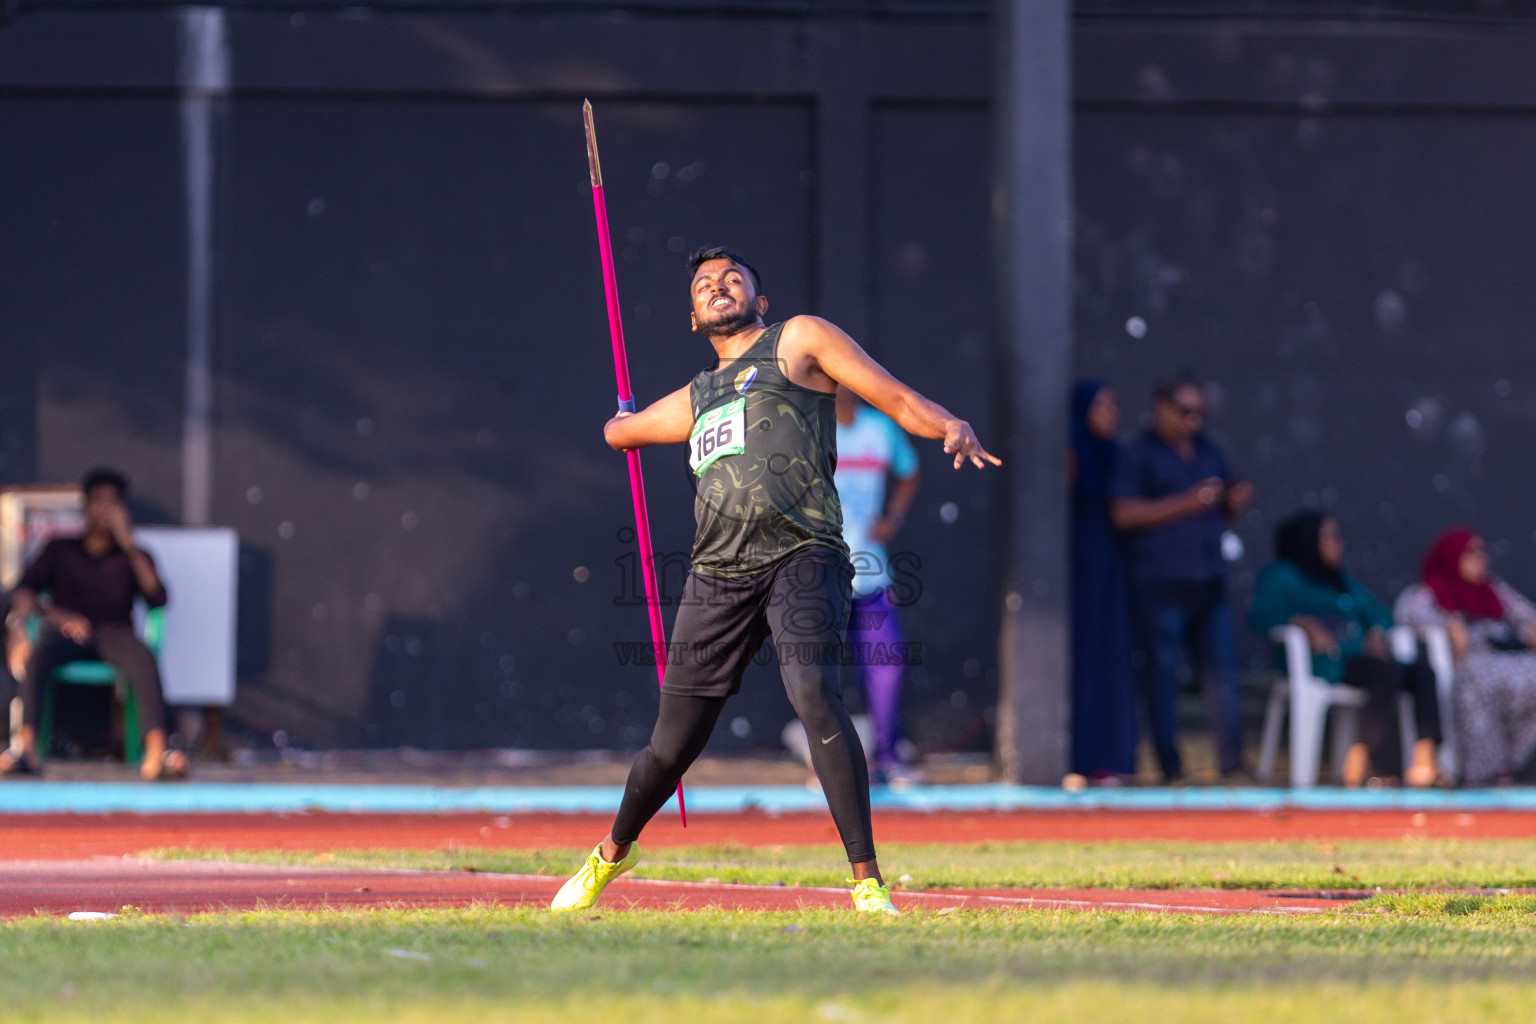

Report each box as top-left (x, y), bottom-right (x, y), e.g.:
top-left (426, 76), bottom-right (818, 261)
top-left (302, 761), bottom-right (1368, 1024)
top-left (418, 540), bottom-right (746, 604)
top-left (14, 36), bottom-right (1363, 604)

top-left (151, 837), bottom-right (1536, 891)
top-left (8, 841), bottom-right (1535, 1022)
top-left (4, 897), bottom-right (1536, 1022)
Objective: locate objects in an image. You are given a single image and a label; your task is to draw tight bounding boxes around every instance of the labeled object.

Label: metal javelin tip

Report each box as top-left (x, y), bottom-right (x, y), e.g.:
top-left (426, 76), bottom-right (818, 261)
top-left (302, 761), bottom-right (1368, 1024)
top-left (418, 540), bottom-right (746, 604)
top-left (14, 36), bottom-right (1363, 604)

top-left (583, 100), bottom-right (602, 188)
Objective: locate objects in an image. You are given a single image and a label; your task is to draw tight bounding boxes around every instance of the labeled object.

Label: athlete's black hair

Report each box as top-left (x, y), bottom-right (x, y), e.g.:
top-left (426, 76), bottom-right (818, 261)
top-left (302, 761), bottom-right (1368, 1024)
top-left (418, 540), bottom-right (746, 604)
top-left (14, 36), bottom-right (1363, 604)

top-left (81, 466), bottom-right (129, 499)
top-left (687, 246), bottom-right (762, 294)
top-left (1153, 371), bottom-right (1202, 403)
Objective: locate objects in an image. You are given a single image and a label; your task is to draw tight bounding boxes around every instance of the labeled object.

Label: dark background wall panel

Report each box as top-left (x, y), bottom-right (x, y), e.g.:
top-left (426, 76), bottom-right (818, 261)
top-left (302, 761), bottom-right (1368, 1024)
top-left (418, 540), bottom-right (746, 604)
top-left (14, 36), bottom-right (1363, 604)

top-left (221, 10), bottom-right (989, 100)
top-left (5, 5), bottom-right (1536, 751)
top-left (1074, 106), bottom-right (1536, 649)
top-left (868, 102), bottom-right (999, 751)
top-left (1074, 22), bottom-right (1536, 109)
top-left (0, 12), bottom-right (179, 89)
top-left (0, 95), bottom-right (185, 512)
top-left (226, 11), bottom-right (814, 95)
top-left (214, 95), bottom-right (813, 747)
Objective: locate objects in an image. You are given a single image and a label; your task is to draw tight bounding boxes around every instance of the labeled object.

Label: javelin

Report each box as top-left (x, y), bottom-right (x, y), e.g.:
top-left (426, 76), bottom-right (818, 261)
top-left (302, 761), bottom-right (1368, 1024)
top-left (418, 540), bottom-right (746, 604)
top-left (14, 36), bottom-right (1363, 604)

top-left (583, 99), bottom-right (685, 825)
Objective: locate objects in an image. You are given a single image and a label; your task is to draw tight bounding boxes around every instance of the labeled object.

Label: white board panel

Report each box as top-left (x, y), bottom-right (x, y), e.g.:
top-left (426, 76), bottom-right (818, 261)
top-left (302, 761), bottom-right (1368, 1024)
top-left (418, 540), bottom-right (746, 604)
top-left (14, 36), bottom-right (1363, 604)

top-left (133, 527), bottom-right (238, 706)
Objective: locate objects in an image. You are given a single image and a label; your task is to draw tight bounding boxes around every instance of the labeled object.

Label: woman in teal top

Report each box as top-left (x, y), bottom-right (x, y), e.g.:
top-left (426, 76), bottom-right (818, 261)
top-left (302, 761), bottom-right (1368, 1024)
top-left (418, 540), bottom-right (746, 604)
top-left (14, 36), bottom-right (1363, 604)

top-left (1248, 512), bottom-right (1442, 786)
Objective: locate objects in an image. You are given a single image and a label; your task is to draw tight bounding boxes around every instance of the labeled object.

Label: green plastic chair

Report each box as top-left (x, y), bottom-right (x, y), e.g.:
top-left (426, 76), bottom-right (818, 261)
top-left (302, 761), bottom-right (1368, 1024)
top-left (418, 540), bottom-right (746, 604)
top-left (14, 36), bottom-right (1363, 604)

top-left (32, 607), bottom-right (164, 764)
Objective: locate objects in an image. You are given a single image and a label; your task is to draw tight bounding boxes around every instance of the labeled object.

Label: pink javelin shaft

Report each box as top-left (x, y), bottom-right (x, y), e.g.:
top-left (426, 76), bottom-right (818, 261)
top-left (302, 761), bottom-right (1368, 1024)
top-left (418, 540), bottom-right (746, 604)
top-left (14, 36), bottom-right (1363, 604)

top-left (584, 100), bottom-right (685, 826)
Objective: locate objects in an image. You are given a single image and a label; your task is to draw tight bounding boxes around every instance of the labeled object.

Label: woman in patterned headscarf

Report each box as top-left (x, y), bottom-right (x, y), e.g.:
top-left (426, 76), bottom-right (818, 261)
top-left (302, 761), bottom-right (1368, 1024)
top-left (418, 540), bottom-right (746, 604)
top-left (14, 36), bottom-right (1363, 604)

top-left (1396, 528), bottom-right (1536, 784)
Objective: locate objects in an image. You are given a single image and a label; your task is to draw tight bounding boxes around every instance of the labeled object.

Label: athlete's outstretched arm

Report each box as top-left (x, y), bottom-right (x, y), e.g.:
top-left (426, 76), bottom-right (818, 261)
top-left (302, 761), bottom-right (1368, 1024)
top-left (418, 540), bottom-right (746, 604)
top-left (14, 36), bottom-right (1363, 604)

top-left (795, 316), bottom-right (1001, 470)
top-left (603, 384), bottom-right (693, 451)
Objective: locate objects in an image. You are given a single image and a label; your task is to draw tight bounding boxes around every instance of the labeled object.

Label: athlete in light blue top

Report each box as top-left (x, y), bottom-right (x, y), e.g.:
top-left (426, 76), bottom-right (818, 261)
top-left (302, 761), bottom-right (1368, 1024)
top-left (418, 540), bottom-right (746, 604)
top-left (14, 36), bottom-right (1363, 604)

top-left (835, 387), bottom-right (921, 780)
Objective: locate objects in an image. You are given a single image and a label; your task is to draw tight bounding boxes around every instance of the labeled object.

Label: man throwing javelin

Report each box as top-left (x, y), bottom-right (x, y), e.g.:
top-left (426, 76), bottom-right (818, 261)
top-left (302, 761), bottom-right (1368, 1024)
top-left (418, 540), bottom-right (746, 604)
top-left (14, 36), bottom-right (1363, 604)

top-left (551, 246), bottom-right (999, 915)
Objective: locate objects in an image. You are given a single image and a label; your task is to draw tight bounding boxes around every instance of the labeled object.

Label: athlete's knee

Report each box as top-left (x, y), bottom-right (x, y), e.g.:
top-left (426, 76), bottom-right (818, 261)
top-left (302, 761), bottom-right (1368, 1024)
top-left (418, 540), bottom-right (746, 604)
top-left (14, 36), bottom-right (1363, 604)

top-left (643, 736), bottom-right (695, 779)
top-left (795, 696), bottom-right (853, 745)
top-left (787, 669), bottom-right (844, 709)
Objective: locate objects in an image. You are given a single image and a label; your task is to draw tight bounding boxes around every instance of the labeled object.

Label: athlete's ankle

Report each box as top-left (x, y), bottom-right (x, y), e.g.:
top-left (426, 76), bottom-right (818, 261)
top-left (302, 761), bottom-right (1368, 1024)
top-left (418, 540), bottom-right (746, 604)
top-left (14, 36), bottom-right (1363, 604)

top-left (600, 838), bottom-right (631, 863)
top-left (850, 859), bottom-right (883, 886)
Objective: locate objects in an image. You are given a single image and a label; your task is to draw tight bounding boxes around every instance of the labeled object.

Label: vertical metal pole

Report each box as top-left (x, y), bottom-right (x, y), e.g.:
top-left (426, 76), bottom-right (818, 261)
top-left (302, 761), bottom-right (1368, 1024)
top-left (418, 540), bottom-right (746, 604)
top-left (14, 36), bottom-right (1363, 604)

top-left (179, 8), bottom-right (229, 527)
top-left (993, 0), bottom-right (1072, 784)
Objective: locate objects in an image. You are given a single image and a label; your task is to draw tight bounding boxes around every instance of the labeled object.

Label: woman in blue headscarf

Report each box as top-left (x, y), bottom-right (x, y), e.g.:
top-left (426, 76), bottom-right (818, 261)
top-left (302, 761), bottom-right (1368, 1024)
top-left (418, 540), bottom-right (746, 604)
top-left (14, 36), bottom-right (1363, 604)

top-left (1070, 381), bottom-right (1139, 781)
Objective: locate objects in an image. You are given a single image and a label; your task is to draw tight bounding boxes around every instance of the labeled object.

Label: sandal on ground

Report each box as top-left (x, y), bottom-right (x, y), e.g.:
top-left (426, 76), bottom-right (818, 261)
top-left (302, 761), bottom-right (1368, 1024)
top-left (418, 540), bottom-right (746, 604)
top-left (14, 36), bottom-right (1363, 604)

top-left (142, 749), bottom-right (190, 782)
top-left (0, 750), bottom-right (41, 778)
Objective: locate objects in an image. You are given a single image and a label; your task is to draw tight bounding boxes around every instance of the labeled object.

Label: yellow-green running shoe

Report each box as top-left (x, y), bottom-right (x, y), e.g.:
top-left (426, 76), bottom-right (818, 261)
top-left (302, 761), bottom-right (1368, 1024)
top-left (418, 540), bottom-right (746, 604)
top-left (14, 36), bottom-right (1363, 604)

top-left (848, 877), bottom-right (900, 915)
top-left (550, 843), bottom-right (640, 912)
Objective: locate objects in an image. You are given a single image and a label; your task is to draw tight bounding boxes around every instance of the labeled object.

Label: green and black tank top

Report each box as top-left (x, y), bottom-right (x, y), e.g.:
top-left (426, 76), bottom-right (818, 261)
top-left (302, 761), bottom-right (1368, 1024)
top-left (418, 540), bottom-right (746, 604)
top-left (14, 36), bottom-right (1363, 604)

top-left (686, 321), bottom-right (847, 578)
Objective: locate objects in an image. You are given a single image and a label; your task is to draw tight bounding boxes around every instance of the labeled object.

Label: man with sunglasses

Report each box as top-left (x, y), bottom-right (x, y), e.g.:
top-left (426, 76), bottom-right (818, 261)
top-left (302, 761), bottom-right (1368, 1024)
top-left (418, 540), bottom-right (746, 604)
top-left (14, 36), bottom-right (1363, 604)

top-left (1110, 374), bottom-right (1252, 784)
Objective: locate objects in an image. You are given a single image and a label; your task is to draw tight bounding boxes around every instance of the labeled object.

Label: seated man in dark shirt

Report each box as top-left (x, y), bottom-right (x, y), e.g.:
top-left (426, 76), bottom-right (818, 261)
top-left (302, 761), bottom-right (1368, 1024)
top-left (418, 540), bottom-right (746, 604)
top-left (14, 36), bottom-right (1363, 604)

top-left (1, 468), bottom-right (187, 780)
top-left (1110, 375), bottom-right (1252, 784)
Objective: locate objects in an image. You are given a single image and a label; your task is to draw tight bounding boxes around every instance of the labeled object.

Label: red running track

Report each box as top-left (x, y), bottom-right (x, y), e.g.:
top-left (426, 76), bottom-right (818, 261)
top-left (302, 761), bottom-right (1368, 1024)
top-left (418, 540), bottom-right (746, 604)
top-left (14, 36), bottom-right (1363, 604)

top-left (2, 809), bottom-right (1530, 920)
top-left (0, 860), bottom-right (1354, 919)
top-left (1, 808), bottom-right (1533, 861)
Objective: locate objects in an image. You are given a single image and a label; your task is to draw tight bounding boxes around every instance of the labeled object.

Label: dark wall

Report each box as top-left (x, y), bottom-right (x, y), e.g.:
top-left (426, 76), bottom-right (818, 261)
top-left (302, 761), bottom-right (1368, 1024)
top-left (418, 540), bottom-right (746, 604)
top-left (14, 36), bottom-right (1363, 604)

top-left (216, 96), bottom-right (815, 746)
top-left (2, 6), bottom-right (1533, 750)
top-left (1073, 22), bottom-right (1536, 632)
top-left (0, 7), bottom-right (999, 750)
top-left (0, 94), bottom-right (186, 514)
top-left (869, 102), bottom-right (1000, 749)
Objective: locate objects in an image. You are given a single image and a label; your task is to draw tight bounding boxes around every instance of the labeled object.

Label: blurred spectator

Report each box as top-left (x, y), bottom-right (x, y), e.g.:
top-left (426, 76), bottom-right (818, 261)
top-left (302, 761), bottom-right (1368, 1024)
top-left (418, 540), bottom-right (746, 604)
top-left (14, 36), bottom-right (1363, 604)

top-left (1110, 374), bottom-right (1251, 783)
top-left (0, 468), bottom-right (187, 781)
top-left (834, 387), bottom-right (921, 784)
top-left (1395, 528), bottom-right (1536, 786)
top-left (0, 590), bottom-right (15, 737)
top-left (1068, 381), bottom-right (1137, 783)
top-left (1249, 512), bottom-right (1442, 787)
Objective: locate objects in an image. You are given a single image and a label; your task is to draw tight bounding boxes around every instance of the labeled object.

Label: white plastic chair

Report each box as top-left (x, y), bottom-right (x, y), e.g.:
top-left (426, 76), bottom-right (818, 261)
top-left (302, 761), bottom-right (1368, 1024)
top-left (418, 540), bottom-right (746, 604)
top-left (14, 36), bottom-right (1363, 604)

top-left (1257, 625), bottom-right (1367, 787)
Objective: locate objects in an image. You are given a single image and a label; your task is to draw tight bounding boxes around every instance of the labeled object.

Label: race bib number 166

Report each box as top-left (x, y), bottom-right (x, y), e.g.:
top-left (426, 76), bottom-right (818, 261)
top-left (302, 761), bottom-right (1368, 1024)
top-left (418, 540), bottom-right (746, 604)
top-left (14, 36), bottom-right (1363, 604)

top-left (690, 397), bottom-right (747, 475)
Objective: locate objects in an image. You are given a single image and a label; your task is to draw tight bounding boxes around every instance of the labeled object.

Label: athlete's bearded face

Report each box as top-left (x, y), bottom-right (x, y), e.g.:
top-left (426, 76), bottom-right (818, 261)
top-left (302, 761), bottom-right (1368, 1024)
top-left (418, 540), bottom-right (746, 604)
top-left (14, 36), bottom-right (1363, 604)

top-left (690, 259), bottom-right (766, 338)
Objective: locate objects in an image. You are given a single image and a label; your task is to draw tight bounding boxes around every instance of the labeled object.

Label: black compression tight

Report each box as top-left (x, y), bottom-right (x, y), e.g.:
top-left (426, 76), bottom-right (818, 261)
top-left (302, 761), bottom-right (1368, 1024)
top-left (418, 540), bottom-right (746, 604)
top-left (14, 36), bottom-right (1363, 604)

top-left (609, 694), bottom-right (726, 850)
top-left (610, 690), bottom-right (876, 863)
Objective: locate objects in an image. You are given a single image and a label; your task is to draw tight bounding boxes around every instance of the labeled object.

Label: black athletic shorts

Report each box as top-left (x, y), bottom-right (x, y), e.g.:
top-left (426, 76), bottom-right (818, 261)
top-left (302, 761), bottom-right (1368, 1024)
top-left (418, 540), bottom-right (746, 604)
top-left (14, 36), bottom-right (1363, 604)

top-left (661, 543), bottom-right (854, 698)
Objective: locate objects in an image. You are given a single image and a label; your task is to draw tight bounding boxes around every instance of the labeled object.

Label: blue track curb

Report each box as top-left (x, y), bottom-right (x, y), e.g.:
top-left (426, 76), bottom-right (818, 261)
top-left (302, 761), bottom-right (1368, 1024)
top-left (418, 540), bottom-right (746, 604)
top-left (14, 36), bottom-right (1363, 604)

top-left (2, 782), bottom-right (1536, 815)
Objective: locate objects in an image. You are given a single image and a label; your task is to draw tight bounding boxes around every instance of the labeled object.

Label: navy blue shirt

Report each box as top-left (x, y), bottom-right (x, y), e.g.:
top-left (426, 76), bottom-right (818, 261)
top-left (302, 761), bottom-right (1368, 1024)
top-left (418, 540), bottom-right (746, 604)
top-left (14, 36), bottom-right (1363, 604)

top-left (1110, 430), bottom-right (1232, 584)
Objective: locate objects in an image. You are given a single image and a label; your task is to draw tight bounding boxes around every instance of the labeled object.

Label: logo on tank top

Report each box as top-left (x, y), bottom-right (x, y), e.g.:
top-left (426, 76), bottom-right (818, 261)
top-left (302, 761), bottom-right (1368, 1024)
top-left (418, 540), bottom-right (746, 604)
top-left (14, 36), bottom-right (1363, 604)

top-left (687, 322), bottom-right (841, 567)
